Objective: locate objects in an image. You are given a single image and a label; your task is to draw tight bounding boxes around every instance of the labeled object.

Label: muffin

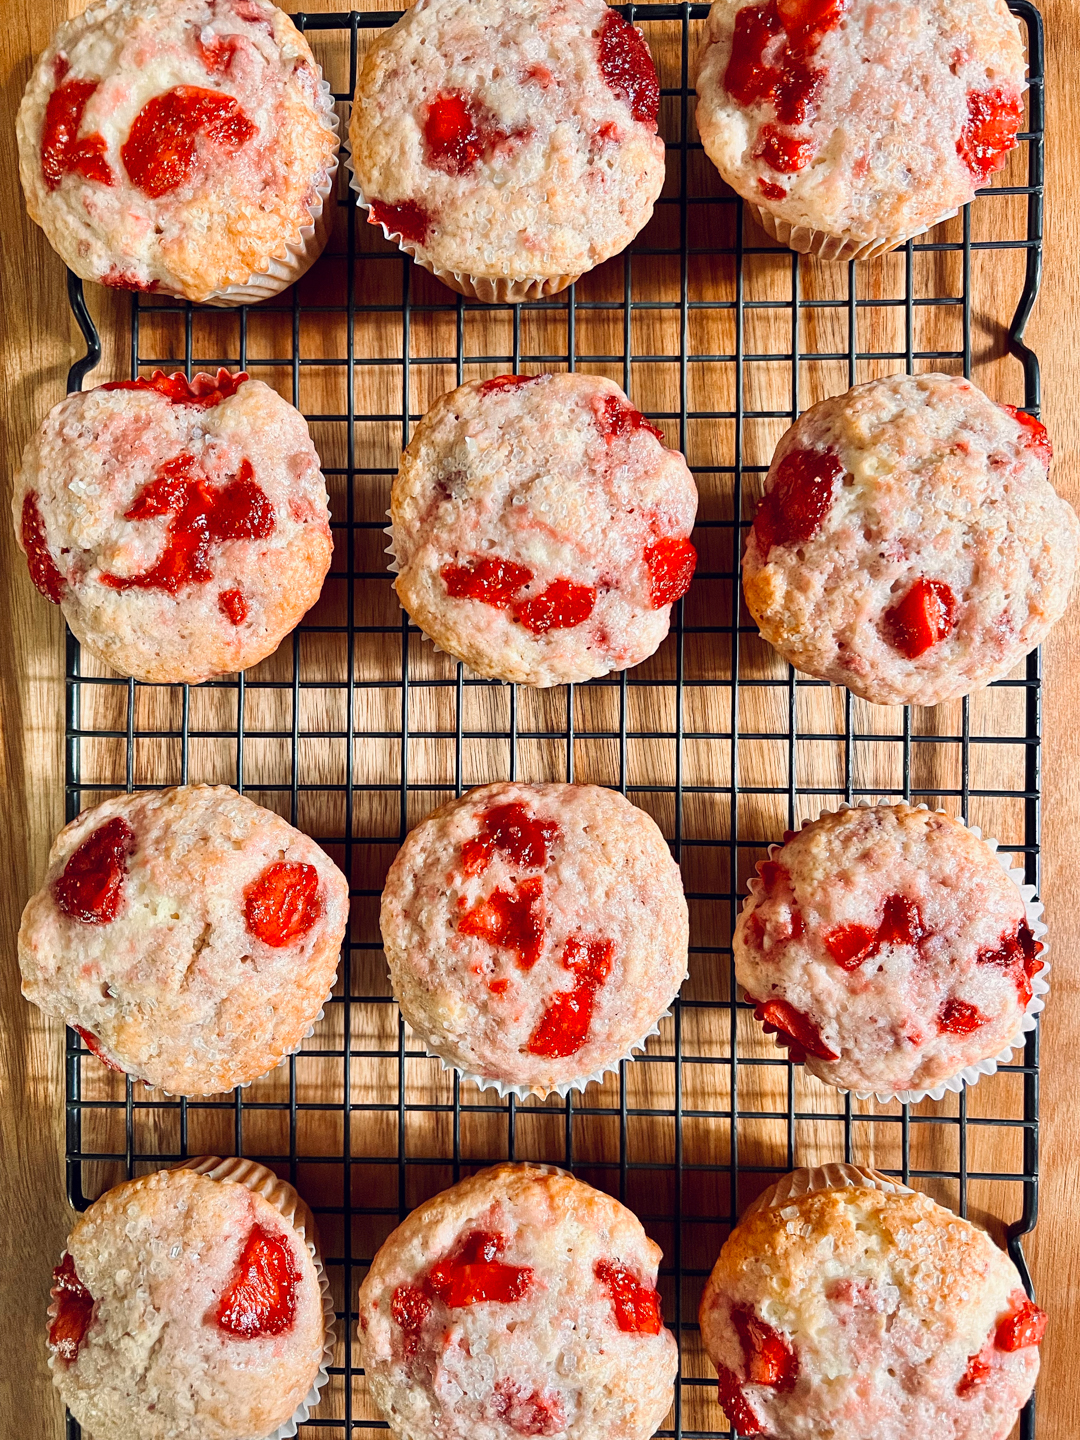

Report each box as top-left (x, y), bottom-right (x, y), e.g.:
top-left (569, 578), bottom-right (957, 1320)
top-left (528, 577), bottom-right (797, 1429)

top-left (734, 804), bottom-right (1047, 1099)
top-left (390, 373), bottom-right (698, 687)
top-left (695, 0), bottom-right (1027, 260)
top-left (699, 1163), bottom-right (1046, 1440)
top-left (48, 1158), bottom-right (331, 1440)
top-left (357, 1162), bottom-right (678, 1440)
top-left (18, 0), bottom-right (339, 304)
top-left (742, 372), bottom-right (1078, 707)
top-left (349, 0), bottom-right (666, 301)
top-left (19, 784), bottom-right (349, 1095)
top-left (13, 369), bottom-right (333, 684)
top-left (380, 781), bottom-right (688, 1096)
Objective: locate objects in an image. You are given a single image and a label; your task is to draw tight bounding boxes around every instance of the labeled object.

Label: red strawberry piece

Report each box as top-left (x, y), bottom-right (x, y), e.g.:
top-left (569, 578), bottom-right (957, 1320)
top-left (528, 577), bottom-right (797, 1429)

top-left (754, 122), bottom-right (815, 173)
top-left (958, 88), bottom-right (1023, 185)
top-left (822, 922), bottom-right (878, 971)
top-left (478, 374), bottom-right (541, 396)
top-left (753, 448), bottom-right (843, 556)
top-left (644, 536), bottom-right (697, 608)
top-left (75, 1027), bottom-right (124, 1072)
top-left (528, 936), bottom-right (615, 1058)
top-left (122, 86), bottom-right (256, 198)
top-left (219, 588), bottom-right (248, 625)
top-left (490, 1380), bottom-right (566, 1436)
top-left (594, 1258), bottom-right (663, 1334)
top-left (715, 1364), bottom-right (764, 1434)
top-left (592, 393), bottom-right (665, 443)
top-left (733, 1304), bottom-right (798, 1389)
top-left (957, 1350), bottom-right (993, 1395)
top-left (423, 91), bottom-right (522, 176)
top-left (513, 579), bottom-right (596, 634)
top-left (758, 179), bottom-right (788, 200)
top-left (458, 876), bottom-right (545, 968)
top-left (216, 1224), bottom-right (299, 1337)
top-left (596, 9), bottom-right (660, 129)
top-left (368, 198), bottom-right (432, 244)
top-left (41, 77), bottom-right (113, 190)
top-left (883, 578), bottom-right (957, 658)
top-left (102, 368), bottom-right (248, 407)
top-left (441, 555), bottom-right (534, 609)
top-left (995, 1296), bottom-right (1048, 1351)
top-left (54, 817), bottom-right (133, 925)
top-left (21, 492), bottom-right (65, 604)
top-left (391, 1284), bottom-right (431, 1356)
top-left (100, 454), bottom-right (274, 597)
top-left (425, 1230), bottom-right (532, 1307)
top-left (49, 1253), bottom-right (95, 1363)
top-left (754, 997), bottom-right (839, 1060)
top-left (875, 893), bottom-right (924, 948)
top-left (999, 404), bottom-right (1052, 468)
top-left (243, 861), bottom-right (321, 947)
top-left (938, 997), bottom-right (987, 1035)
top-left (460, 801), bottom-right (560, 877)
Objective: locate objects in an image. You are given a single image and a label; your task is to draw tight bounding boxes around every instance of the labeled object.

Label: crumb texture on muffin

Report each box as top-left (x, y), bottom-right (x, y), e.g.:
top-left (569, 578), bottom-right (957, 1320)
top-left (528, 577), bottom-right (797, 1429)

top-left (734, 804), bottom-right (1044, 1095)
top-left (391, 372), bottom-right (698, 686)
top-left (13, 372), bottom-right (333, 683)
top-left (699, 1177), bottom-right (1044, 1440)
top-left (380, 782), bottom-right (689, 1094)
top-left (358, 1162), bottom-right (678, 1440)
top-left (741, 372), bottom-right (1077, 706)
top-left (19, 784), bottom-right (349, 1095)
top-left (49, 1166), bottom-right (326, 1440)
top-left (695, 0), bottom-right (1027, 248)
top-left (349, 0), bottom-right (666, 282)
top-left (18, 0), bottom-right (338, 300)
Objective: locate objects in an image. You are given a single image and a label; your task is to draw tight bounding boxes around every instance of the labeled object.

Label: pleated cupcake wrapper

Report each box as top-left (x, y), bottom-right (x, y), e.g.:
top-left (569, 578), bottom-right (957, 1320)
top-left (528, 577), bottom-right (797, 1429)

top-left (750, 204), bottom-right (959, 263)
top-left (740, 803), bottom-right (1050, 1106)
top-left (172, 1156), bottom-right (335, 1440)
top-left (112, 987), bottom-right (334, 1099)
top-left (345, 139), bottom-right (579, 303)
top-left (191, 76), bottom-right (340, 308)
top-left (743, 1162), bottom-right (914, 1219)
top-left (418, 989), bottom-right (684, 1102)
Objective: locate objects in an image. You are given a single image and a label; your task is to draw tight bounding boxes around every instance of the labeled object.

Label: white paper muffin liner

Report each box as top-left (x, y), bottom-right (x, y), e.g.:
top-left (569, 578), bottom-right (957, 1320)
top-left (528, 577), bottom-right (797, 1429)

top-left (346, 141), bottom-right (579, 304)
top-left (47, 1157), bottom-right (335, 1440)
top-left (749, 203), bottom-right (960, 263)
top-left (739, 804), bottom-right (1050, 1105)
top-left (172, 1156), bottom-right (335, 1440)
top-left (422, 1001), bottom-right (678, 1103)
top-left (86, 985), bottom-right (335, 1099)
top-left (743, 1161), bottom-right (914, 1219)
top-left (194, 76), bottom-right (339, 308)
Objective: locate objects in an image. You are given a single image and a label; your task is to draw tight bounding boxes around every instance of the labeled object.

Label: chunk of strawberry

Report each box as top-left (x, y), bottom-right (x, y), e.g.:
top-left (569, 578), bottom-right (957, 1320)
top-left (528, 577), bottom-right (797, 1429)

top-left (49, 1253), bottom-right (94, 1363)
top-left (995, 1296), bottom-right (1048, 1351)
top-left (216, 1224), bottom-right (299, 1337)
top-left (715, 1364), bottom-right (764, 1434)
top-left (883, 579), bottom-right (957, 659)
top-left (754, 997), bottom-right (839, 1061)
top-left (243, 861), bottom-right (321, 947)
top-left (822, 922), bottom-right (877, 970)
top-left (733, 1305), bottom-right (798, 1389)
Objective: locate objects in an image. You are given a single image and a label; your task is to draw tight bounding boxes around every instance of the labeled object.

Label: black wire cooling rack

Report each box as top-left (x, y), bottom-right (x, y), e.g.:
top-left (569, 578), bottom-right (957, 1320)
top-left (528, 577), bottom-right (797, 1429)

top-left (59, 5), bottom-right (1046, 1437)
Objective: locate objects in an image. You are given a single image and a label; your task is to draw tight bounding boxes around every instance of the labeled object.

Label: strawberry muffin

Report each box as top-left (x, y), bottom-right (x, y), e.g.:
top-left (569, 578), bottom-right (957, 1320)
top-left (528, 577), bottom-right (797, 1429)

top-left (695, 0), bottom-right (1027, 260)
top-left (19, 784), bottom-right (349, 1096)
top-left (349, 0), bottom-right (666, 301)
top-left (742, 372), bottom-right (1078, 707)
top-left (13, 369), bottom-right (333, 684)
top-left (390, 374), bottom-right (698, 687)
top-left (18, 0), bottom-right (339, 304)
top-left (699, 1164), bottom-right (1046, 1440)
top-left (734, 804), bottom-right (1047, 1098)
top-left (48, 1159), bottom-right (330, 1440)
top-left (358, 1162), bottom-right (678, 1440)
top-left (380, 782), bottom-right (689, 1097)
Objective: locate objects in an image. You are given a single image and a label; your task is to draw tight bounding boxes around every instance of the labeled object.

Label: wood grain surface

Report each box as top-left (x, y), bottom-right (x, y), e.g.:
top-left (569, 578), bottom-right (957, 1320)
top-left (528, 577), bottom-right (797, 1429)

top-left (2, 3), bottom-right (1078, 1437)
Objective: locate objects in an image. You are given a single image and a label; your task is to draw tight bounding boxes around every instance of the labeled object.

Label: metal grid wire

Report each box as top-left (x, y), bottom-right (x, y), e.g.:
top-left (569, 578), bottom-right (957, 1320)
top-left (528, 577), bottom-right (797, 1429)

top-left (60, 5), bottom-right (1045, 1437)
